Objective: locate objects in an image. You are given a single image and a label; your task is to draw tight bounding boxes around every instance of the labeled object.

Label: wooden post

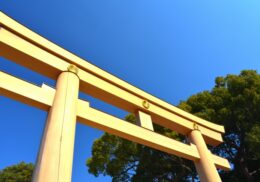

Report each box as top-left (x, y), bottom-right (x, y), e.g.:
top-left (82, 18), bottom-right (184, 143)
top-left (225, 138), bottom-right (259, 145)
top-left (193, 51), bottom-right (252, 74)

top-left (136, 110), bottom-right (154, 131)
top-left (189, 124), bottom-right (222, 182)
top-left (32, 65), bottom-right (79, 182)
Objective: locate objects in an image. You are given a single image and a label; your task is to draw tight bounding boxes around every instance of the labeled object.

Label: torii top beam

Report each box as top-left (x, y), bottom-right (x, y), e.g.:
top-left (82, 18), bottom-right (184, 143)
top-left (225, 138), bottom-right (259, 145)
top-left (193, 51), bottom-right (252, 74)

top-left (0, 11), bottom-right (224, 146)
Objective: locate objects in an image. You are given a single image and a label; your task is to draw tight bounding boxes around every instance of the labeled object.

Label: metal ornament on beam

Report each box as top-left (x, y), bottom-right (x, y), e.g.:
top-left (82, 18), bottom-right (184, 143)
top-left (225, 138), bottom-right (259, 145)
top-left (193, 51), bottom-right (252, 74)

top-left (67, 64), bottom-right (79, 76)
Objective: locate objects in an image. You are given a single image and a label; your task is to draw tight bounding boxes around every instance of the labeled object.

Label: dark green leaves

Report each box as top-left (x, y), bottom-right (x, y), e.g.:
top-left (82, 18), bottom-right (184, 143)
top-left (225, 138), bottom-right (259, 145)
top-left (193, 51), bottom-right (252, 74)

top-left (0, 162), bottom-right (34, 182)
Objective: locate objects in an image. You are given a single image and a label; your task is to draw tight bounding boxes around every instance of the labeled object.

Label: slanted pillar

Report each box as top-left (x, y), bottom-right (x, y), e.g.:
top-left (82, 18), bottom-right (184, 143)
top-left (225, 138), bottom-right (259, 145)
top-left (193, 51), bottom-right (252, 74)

top-left (33, 65), bottom-right (80, 182)
top-left (189, 124), bottom-right (222, 182)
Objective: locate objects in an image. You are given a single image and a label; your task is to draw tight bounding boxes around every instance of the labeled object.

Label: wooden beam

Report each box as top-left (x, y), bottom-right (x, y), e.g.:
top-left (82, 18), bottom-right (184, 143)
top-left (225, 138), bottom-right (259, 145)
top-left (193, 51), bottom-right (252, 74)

top-left (77, 100), bottom-right (230, 170)
top-left (0, 71), bottom-right (54, 110)
top-left (0, 11), bottom-right (224, 134)
top-left (0, 27), bottom-right (223, 146)
top-left (212, 153), bottom-right (231, 171)
top-left (0, 71), bottom-right (231, 170)
top-left (78, 101), bottom-right (200, 161)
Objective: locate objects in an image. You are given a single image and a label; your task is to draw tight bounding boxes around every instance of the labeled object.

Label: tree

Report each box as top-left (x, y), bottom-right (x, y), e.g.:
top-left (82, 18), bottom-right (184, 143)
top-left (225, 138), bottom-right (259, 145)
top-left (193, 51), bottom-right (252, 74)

top-left (0, 162), bottom-right (34, 182)
top-left (179, 70), bottom-right (260, 182)
top-left (87, 70), bottom-right (260, 181)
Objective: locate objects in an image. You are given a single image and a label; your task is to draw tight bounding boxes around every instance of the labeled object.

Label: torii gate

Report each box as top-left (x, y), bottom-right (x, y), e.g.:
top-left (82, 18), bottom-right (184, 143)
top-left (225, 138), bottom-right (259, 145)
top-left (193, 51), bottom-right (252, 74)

top-left (0, 12), bottom-right (230, 182)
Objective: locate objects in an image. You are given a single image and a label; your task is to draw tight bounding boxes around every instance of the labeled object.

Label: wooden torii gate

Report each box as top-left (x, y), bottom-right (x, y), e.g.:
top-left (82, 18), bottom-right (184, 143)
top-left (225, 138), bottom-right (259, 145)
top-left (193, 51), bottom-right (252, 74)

top-left (0, 12), bottom-right (230, 182)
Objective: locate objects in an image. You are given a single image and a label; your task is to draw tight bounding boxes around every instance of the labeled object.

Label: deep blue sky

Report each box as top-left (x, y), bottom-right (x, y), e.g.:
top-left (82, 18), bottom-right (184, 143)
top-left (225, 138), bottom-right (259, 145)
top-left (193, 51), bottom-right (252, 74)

top-left (1, 1), bottom-right (260, 181)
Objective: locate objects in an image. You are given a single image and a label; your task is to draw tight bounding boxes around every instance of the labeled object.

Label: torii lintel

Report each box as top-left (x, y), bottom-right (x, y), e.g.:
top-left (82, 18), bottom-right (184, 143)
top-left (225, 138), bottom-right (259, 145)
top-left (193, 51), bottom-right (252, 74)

top-left (0, 11), bottom-right (224, 146)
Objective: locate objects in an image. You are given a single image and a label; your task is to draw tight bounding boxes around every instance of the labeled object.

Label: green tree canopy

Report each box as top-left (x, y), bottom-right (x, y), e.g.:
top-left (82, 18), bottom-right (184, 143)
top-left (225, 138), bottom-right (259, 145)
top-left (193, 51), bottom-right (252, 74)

top-left (87, 70), bottom-right (260, 182)
top-left (0, 162), bottom-right (34, 182)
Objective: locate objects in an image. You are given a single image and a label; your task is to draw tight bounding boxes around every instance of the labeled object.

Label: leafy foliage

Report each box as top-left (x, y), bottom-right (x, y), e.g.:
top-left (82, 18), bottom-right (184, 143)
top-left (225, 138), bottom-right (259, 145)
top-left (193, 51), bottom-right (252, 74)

top-left (87, 70), bottom-right (260, 181)
top-left (0, 162), bottom-right (34, 182)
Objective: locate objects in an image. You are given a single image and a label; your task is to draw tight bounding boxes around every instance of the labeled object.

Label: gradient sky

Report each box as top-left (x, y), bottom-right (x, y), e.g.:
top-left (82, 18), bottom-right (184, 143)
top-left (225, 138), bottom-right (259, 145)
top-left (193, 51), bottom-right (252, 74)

top-left (1, 1), bottom-right (260, 181)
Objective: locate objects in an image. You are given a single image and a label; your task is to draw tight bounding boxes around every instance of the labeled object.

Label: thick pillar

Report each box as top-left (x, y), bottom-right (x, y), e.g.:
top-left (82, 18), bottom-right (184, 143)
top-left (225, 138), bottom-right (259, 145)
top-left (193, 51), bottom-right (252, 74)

top-left (189, 125), bottom-right (222, 182)
top-left (33, 65), bottom-right (79, 182)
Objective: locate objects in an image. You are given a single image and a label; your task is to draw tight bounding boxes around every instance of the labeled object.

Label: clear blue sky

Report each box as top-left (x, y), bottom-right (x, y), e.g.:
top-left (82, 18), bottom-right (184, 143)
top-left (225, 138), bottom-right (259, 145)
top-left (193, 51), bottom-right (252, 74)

top-left (1, 1), bottom-right (260, 181)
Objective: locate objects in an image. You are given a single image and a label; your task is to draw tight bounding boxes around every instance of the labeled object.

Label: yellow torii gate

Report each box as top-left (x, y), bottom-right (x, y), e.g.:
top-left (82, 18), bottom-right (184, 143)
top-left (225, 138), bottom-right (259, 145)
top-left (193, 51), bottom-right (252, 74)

top-left (0, 12), bottom-right (230, 182)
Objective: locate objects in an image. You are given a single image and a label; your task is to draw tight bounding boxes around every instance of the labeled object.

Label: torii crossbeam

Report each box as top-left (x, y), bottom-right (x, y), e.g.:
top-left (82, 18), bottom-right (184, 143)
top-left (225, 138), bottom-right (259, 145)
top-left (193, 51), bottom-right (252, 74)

top-left (0, 12), bottom-right (230, 182)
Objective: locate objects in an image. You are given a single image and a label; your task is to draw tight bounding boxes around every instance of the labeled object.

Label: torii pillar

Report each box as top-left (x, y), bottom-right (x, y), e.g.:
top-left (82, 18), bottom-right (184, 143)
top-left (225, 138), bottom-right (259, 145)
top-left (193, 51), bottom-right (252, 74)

top-left (189, 124), bottom-right (222, 182)
top-left (32, 65), bottom-right (79, 182)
